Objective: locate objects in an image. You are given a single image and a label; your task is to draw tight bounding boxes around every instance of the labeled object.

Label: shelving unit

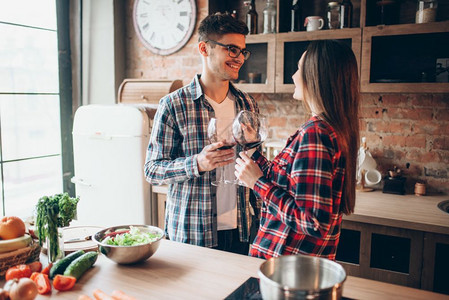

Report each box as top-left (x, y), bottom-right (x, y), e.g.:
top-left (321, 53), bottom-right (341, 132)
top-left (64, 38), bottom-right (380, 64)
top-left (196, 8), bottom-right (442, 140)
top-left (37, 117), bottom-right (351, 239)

top-left (234, 33), bottom-right (276, 93)
top-left (361, 21), bottom-right (449, 93)
top-left (275, 28), bottom-right (362, 93)
top-left (207, 0), bottom-right (449, 94)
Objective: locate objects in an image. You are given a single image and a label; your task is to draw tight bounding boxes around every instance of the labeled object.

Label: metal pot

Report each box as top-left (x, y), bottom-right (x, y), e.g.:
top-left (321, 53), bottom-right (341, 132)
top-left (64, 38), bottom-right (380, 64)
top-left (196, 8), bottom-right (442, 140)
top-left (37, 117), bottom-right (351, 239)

top-left (258, 254), bottom-right (346, 300)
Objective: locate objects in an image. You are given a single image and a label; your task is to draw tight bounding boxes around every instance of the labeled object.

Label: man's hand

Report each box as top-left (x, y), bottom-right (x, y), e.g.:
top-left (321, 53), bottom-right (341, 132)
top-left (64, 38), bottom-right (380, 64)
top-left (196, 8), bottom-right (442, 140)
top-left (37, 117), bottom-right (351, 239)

top-left (197, 141), bottom-right (235, 172)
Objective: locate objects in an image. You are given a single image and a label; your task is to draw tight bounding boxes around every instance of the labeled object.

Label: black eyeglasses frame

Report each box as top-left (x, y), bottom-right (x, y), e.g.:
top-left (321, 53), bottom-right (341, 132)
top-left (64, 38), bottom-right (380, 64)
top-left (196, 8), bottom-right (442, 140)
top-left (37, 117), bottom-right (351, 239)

top-left (205, 40), bottom-right (251, 60)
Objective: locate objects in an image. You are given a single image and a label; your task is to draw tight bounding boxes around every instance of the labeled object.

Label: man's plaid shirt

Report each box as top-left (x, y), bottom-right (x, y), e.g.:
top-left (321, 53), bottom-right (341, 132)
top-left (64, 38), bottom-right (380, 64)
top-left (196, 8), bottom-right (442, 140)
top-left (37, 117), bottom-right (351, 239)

top-left (144, 75), bottom-right (259, 248)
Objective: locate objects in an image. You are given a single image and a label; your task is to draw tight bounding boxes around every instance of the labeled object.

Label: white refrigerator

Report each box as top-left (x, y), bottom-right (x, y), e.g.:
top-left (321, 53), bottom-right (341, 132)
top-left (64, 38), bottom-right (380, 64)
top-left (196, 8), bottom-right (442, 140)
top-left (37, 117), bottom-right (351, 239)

top-left (71, 104), bottom-right (158, 227)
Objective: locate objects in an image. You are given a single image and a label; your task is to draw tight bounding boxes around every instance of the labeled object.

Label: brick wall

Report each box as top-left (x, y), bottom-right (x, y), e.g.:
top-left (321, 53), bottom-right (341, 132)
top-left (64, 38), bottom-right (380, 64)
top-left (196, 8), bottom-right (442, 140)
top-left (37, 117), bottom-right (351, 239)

top-left (254, 93), bottom-right (449, 195)
top-left (124, 0), bottom-right (449, 195)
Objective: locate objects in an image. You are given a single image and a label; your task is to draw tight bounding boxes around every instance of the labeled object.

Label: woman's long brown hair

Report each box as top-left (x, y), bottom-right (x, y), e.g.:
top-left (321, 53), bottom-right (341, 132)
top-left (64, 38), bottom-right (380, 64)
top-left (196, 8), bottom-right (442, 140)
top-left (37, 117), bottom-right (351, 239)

top-left (301, 40), bottom-right (360, 215)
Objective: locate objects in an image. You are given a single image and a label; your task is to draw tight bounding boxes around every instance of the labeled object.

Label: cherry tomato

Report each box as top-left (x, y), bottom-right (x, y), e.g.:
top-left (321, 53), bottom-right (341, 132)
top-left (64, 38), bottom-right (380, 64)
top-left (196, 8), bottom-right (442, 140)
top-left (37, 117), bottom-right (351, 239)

top-left (53, 274), bottom-right (77, 291)
top-left (32, 273), bottom-right (51, 295)
top-left (27, 261), bottom-right (42, 273)
top-left (5, 264), bottom-right (32, 281)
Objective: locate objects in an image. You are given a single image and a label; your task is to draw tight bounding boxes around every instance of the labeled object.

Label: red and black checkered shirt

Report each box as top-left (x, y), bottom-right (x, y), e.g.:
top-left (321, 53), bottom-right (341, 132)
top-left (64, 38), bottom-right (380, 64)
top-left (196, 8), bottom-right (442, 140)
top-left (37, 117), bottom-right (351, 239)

top-left (249, 115), bottom-right (346, 260)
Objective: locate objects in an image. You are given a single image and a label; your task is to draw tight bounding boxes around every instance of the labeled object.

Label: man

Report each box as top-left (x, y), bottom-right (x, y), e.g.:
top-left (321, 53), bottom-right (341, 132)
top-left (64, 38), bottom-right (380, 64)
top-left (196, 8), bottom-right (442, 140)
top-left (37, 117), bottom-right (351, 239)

top-left (144, 13), bottom-right (259, 254)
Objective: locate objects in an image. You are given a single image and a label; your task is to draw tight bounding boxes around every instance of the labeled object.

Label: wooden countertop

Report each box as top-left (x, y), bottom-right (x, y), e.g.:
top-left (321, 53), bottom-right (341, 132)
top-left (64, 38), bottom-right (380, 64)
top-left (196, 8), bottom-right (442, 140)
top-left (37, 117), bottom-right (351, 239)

top-left (20, 240), bottom-right (447, 299)
top-left (346, 191), bottom-right (449, 234)
top-left (153, 185), bottom-right (449, 235)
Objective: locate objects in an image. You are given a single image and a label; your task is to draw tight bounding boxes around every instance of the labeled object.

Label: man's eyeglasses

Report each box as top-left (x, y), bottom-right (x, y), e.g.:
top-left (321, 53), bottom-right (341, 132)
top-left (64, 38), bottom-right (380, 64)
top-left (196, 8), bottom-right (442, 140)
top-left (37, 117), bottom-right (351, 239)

top-left (205, 40), bottom-right (251, 60)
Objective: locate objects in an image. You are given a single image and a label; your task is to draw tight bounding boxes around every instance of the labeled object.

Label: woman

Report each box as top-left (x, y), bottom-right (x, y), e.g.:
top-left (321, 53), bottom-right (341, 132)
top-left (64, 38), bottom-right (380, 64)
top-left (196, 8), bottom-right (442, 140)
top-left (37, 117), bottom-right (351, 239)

top-left (235, 40), bottom-right (360, 260)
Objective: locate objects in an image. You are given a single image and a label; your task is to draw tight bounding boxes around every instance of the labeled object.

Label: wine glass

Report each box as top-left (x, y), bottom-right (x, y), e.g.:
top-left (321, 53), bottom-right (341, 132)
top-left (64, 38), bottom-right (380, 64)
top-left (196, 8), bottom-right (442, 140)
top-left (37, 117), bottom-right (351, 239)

top-left (207, 118), bottom-right (236, 186)
top-left (228, 110), bottom-right (268, 185)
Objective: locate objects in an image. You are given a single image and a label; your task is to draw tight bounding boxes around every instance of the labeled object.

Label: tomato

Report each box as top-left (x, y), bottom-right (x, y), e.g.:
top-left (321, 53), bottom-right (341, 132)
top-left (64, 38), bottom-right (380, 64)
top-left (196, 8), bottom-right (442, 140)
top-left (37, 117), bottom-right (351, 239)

top-left (27, 261), bottom-right (42, 273)
top-left (42, 263), bottom-right (52, 275)
top-left (53, 274), bottom-right (76, 291)
top-left (5, 264), bottom-right (32, 281)
top-left (32, 273), bottom-right (51, 295)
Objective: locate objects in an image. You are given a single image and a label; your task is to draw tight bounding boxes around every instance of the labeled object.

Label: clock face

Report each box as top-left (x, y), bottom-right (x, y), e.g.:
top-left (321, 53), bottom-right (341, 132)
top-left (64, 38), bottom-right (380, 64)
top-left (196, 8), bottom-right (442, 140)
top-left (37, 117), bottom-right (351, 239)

top-left (133, 0), bottom-right (197, 56)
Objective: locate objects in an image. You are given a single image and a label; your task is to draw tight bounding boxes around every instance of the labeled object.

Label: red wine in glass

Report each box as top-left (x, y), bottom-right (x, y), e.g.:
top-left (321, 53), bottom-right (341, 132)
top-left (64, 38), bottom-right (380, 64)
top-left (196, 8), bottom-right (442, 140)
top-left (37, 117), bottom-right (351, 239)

top-left (207, 118), bottom-right (236, 186)
top-left (228, 111), bottom-right (268, 184)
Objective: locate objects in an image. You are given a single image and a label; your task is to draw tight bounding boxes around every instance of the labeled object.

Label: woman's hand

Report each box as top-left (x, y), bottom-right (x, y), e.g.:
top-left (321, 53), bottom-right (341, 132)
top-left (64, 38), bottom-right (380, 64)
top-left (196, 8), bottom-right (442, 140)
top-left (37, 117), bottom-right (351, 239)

top-left (235, 151), bottom-right (263, 188)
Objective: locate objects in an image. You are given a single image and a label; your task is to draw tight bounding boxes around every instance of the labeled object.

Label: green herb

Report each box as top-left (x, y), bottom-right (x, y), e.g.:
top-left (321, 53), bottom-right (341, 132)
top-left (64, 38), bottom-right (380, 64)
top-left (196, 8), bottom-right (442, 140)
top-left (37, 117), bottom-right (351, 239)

top-left (36, 193), bottom-right (79, 261)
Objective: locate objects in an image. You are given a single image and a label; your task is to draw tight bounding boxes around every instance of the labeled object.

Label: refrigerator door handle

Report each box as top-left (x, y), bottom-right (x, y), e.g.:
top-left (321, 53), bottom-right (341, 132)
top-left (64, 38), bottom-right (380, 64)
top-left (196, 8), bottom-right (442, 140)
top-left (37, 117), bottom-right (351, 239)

top-left (71, 177), bottom-right (92, 187)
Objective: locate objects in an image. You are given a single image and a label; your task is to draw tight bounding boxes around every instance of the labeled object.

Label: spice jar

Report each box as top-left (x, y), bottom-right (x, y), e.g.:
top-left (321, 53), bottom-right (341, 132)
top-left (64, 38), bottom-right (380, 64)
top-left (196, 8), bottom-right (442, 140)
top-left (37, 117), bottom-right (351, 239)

top-left (416, 0), bottom-right (438, 23)
top-left (327, 2), bottom-right (341, 29)
top-left (415, 182), bottom-right (426, 196)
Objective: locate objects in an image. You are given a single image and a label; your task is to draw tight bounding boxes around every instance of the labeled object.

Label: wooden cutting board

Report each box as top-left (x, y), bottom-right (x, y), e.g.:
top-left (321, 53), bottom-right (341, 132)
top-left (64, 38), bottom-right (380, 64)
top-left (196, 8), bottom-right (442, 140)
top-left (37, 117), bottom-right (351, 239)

top-left (42, 226), bottom-right (104, 255)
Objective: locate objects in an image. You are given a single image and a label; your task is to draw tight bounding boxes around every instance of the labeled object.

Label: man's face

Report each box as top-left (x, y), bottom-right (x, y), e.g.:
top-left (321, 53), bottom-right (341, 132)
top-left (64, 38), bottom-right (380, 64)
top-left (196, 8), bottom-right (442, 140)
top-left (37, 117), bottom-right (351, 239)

top-left (205, 33), bottom-right (246, 81)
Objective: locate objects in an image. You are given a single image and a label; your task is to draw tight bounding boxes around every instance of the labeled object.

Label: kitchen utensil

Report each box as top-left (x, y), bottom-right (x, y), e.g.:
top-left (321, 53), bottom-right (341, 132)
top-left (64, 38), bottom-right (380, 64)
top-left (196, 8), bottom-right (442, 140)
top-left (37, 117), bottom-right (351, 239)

top-left (259, 254), bottom-right (346, 300)
top-left (65, 235), bottom-right (92, 243)
top-left (93, 224), bottom-right (164, 264)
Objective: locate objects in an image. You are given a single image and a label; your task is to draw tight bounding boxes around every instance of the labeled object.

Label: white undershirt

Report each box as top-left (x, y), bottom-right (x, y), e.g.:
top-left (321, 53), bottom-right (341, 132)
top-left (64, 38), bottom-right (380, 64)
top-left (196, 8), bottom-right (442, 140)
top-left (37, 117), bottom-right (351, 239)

top-left (205, 93), bottom-right (237, 230)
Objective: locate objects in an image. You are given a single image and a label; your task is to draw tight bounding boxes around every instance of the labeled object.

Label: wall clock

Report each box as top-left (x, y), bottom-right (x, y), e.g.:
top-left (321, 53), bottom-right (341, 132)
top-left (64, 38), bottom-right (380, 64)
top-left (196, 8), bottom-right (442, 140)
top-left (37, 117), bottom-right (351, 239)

top-left (133, 0), bottom-right (197, 56)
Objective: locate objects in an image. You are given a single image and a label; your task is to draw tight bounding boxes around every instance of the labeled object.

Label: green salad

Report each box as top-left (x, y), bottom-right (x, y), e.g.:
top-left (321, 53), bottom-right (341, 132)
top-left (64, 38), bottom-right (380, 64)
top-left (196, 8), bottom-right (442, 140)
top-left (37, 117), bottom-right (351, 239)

top-left (103, 226), bottom-right (162, 246)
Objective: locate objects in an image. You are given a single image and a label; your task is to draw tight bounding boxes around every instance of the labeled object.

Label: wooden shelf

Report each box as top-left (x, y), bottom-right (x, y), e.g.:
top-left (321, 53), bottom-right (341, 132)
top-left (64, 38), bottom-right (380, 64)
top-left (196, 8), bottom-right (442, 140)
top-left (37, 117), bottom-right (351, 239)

top-left (234, 33), bottom-right (276, 93)
top-left (360, 21), bottom-right (449, 93)
top-left (208, 0), bottom-right (449, 94)
top-left (275, 28), bottom-right (362, 93)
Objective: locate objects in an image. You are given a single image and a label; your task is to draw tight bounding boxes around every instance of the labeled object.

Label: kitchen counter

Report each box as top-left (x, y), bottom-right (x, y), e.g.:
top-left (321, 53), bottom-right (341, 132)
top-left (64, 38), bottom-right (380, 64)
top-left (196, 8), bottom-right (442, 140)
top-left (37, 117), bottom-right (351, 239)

top-left (347, 191), bottom-right (449, 234)
top-left (21, 239), bottom-right (448, 299)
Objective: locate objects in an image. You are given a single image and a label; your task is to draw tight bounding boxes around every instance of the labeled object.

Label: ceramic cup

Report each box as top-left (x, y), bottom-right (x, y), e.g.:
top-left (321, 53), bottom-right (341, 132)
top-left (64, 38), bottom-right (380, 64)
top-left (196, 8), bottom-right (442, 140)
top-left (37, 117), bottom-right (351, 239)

top-left (305, 16), bottom-right (324, 32)
top-left (365, 169), bottom-right (382, 186)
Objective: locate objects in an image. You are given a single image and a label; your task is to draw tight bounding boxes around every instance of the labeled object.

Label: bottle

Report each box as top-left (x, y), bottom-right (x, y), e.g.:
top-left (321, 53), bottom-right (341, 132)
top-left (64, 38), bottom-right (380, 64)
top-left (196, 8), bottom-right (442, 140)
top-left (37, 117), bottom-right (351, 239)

top-left (291, 0), bottom-right (302, 31)
top-left (231, 10), bottom-right (238, 19)
top-left (340, 0), bottom-right (353, 28)
top-left (263, 0), bottom-right (277, 34)
top-left (327, 2), bottom-right (341, 29)
top-left (416, 0), bottom-right (438, 23)
top-left (246, 0), bottom-right (258, 34)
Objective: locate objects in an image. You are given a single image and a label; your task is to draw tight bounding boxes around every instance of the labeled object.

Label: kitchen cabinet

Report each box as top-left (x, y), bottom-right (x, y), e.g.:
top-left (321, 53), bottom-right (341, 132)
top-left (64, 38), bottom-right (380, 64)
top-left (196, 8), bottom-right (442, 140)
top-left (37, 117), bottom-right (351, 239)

top-left (275, 28), bottom-right (362, 93)
top-left (208, 0), bottom-right (449, 93)
top-left (234, 33), bottom-right (276, 93)
top-left (336, 191), bottom-right (449, 294)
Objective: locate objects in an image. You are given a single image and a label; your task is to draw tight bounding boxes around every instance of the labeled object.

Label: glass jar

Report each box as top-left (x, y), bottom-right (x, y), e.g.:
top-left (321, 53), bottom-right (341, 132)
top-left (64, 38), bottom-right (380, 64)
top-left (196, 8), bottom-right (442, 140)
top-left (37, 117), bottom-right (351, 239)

top-left (263, 0), bottom-right (277, 34)
top-left (340, 0), bottom-right (353, 28)
top-left (245, 0), bottom-right (258, 34)
top-left (327, 2), bottom-right (341, 29)
top-left (46, 227), bottom-right (65, 263)
top-left (416, 0), bottom-right (438, 23)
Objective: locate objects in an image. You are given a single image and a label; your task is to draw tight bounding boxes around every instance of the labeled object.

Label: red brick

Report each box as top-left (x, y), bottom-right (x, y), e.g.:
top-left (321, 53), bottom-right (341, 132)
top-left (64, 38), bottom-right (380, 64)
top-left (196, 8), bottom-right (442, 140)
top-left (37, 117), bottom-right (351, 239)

top-left (405, 135), bottom-right (427, 148)
top-left (268, 117), bottom-right (287, 127)
top-left (360, 93), bottom-right (381, 105)
top-left (432, 137), bottom-right (449, 150)
top-left (382, 135), bottom-right (407, 147)
top-left (435, 108), bottom-right (449, 121)
top-left (387, 107), bottom-right (433, 120)
top-left (369, 120), bottom-right (411, 134)
top-left (360, 107), bottom-right (384, 119)
top-left (381, 94), bottom-right (409, 106)
top-left (412, 121), bottom-right (440, 135)
top-left (408, 94), bottom-right (434, 107)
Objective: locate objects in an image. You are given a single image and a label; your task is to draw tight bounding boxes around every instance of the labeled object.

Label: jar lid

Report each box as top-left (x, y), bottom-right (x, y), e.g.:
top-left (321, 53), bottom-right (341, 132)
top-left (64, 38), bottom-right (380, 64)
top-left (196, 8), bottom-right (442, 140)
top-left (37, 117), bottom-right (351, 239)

top-left (328, 2), bottom-right (340, 6)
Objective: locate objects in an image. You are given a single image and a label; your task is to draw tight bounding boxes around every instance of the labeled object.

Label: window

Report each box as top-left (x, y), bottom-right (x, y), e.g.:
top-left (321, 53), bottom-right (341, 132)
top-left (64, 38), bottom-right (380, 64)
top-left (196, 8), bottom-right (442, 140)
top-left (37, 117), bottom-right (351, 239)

top-left (0, 0), bottom-right (63, 218)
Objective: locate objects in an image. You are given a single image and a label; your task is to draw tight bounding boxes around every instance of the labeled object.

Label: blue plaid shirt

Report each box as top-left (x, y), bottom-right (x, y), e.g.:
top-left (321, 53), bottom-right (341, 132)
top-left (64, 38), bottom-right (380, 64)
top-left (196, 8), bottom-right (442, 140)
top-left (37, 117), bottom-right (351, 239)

top-left (144, 75), bottom-right (259, 248)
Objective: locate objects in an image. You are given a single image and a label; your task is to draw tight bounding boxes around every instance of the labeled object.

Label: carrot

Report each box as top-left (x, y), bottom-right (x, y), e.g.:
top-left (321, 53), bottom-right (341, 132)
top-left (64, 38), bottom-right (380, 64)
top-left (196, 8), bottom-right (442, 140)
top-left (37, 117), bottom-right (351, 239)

top-left (78, 296), bottom-right (94, 300)
top-left (111, 290), bottom-right (137, 300)
top-left (93, 289), bottom-right (114, 300)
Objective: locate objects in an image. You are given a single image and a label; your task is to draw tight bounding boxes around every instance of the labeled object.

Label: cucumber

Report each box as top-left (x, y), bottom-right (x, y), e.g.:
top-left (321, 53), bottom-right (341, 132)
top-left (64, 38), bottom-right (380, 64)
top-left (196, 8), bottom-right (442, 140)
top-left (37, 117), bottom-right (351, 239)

top-left (49, 250), bottom-right (85, 279)
top-left (63, 251), bottom-right (98, 280)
